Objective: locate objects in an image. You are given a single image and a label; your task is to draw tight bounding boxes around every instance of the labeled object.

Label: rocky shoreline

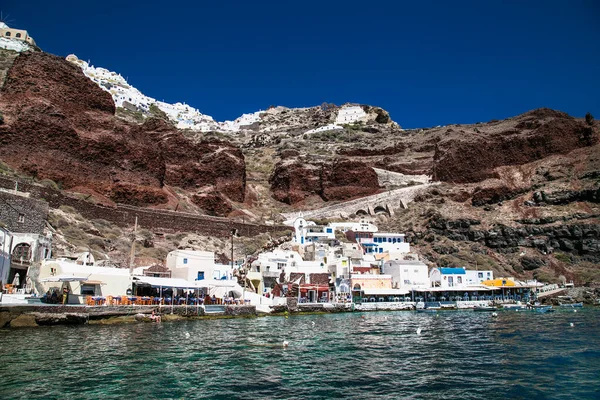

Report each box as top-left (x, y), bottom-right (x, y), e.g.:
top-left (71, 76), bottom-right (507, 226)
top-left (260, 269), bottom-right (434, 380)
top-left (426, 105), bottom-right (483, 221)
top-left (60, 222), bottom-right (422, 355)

top-left (3, 288), bottom-right (598, 329)
top-left (0, 304), bottom-right (258, 329)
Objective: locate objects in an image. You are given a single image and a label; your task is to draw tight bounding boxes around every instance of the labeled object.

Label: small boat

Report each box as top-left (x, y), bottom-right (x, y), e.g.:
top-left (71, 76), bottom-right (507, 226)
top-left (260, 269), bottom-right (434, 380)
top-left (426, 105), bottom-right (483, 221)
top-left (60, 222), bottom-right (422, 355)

top-left (559, 302), bottom-right (583, 308)
top-left (531, 305), bottom-right (554, 313)
top-left (503, 302), bottom-right (528, 311)
top-left (416, 308), bottom-right (439, 313)
top-left (439, 304), bottom-right (457, 310)
top-left (473, 306), bottom-right (498, 312)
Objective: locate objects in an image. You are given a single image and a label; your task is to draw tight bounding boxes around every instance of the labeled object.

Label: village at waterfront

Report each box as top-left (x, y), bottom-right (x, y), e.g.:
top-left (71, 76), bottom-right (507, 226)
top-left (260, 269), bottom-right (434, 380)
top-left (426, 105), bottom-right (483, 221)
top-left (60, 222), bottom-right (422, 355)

top-left (0, 22), bottom-right (598, 328)
top-left (1, 183), bottom-right (590, 328)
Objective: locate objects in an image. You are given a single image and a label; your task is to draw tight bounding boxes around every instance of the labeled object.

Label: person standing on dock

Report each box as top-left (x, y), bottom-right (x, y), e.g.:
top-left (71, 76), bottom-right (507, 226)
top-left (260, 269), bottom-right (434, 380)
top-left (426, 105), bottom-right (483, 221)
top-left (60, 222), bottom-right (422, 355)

top-left (62, 286), bottom-right (70, 305)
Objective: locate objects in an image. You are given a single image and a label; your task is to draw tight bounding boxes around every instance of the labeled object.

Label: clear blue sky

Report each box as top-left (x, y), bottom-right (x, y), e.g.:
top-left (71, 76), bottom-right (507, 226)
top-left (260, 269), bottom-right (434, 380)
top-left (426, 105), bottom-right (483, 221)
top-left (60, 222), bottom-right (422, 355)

top-left (2, 0), bottom-right (599, 127)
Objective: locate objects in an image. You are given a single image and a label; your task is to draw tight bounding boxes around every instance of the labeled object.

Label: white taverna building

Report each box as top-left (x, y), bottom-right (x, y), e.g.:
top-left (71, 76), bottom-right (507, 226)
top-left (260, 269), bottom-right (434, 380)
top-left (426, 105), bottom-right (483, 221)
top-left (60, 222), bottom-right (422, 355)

top-left (30, 250), bottom-right (274, 308)
top-left (429, 267), bottom-right (494, 289)
top-left (382, 260), bottom-right (430, 291)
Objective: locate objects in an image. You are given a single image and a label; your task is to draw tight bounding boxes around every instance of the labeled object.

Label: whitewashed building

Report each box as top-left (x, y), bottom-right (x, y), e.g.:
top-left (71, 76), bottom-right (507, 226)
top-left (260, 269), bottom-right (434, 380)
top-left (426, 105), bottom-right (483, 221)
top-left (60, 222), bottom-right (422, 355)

top-left (166, 250), bottom-right (232, 282)
top-left (292, 218), bottom-right (336, 245)
top-left (465, 269), bottom-right (494, 285)
top-left (382, 260), bottom-right (430, 290)
top-left (335, 105), bottom-right (367, 124)
top-left (357, 232), bottom-right (410, 255)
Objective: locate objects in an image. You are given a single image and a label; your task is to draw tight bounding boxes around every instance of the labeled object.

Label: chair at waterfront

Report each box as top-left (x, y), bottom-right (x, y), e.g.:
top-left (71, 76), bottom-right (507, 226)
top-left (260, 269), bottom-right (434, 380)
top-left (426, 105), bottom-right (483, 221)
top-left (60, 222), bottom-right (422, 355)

top-left (86, 296), bottom-right (95, 306)
top-left (106, 295), bottom-right (114, 306)
top-left (92, 296), bottom-right (105, 306)
top-left (120, 296), bottom-right (130, 305)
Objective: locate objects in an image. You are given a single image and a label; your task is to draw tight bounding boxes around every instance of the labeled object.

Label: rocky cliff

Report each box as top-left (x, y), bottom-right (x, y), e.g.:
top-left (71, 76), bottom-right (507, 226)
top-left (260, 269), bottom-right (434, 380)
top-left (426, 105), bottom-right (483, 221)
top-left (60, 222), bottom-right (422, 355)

top-left (432, 109), bottom-right (598, 183)
top-left (0, 50), bottom-right (245, 215)
top-left (269, 157), bottom-right (381, 205)
top-left (1, 47), bottom-right (599, 285)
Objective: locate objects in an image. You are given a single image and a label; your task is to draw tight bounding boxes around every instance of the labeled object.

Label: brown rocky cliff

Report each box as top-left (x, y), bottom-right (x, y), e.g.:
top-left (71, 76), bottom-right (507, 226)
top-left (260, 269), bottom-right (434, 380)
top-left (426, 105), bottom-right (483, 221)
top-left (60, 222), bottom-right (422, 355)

top-left (0, 52), bottom-right (245, 214)
top-left (269, 157), bottom-right (380, 205)
top-left (432, 109), bottom-right (598, 183)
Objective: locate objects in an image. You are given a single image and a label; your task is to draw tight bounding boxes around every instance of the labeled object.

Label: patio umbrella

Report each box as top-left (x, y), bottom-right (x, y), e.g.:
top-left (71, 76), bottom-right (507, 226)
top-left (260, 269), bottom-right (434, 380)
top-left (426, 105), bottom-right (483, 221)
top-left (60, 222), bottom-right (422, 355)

top-left (12, 273), bottom-right (20, 287)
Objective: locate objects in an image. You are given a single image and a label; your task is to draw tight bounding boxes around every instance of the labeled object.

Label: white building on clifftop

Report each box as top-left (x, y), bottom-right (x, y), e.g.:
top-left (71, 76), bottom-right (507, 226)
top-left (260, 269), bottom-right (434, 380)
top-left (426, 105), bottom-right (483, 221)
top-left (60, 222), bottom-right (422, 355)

top-left (335, 105), bottom-right (367, 124)
top-left (0, 22), bottom-right (36, 45)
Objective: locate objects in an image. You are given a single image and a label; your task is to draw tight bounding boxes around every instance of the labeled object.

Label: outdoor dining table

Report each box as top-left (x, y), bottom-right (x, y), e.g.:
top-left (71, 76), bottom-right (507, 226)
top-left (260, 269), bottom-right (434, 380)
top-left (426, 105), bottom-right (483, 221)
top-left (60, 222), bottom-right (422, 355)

top-left (141, 296), bottom-right (151, 305)
top-left (92, 296), bottom-right (105, 306)
top-left (127, 297), bottom-right (137, 304)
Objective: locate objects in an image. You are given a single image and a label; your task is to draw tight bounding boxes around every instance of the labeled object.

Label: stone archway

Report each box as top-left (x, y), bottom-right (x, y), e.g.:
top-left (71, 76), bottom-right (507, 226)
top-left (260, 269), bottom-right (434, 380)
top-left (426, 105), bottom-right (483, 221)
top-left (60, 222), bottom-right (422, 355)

top-left (12, 243), bottom-right (32, 264)
top-left (9, 243), bottom-right (32, 288)
top-left (373, 205), bottom-right (390, 216)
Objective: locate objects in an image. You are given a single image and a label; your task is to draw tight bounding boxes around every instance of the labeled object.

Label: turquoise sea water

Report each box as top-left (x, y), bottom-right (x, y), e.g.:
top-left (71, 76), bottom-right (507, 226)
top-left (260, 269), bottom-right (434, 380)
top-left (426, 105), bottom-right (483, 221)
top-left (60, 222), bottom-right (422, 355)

top-left (1, 308), bottom-right (599, 399)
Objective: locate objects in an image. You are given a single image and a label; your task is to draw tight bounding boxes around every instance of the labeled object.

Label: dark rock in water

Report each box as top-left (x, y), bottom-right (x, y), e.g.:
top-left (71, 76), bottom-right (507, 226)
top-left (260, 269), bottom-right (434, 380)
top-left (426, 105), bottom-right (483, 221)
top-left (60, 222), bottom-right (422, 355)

top-left (9, 314), bottom-right (38, 328)
top-left (225, 305), bottom-right (256, 316)
top-left (134, 313), bottom-right (153, 322)
top-left (32, 312), bottom-right (88, 326)
top-left (520, 256), bottom-right (546, 271)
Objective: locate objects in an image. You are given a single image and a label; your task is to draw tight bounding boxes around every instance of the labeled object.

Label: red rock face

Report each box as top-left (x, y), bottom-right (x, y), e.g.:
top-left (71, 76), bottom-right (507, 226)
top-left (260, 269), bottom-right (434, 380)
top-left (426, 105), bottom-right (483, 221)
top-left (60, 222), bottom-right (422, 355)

top-left (432, 110), bottom-right (598, 183)
top-left (269, 158), bottom-right (381, 205)
top-left (0, 52), bottom-right (245, 214)
top-left (321, 159), bottom-right (381, 201)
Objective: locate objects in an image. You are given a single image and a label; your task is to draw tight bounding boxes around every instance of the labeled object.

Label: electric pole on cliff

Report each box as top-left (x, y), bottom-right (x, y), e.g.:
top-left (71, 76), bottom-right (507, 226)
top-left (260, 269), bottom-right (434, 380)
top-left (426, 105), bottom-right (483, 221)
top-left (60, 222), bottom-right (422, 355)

top-left (129, 216), bottom-right (138, 275)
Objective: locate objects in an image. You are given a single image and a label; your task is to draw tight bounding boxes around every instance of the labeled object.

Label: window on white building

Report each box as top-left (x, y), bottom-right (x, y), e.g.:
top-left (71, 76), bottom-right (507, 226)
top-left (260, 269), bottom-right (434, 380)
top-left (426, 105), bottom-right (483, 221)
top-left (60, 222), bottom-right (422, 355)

top-left (18, 214), bottom-right (25, 223)
top-left (277, 262), bottom-right (286, 269)
top-left (81, 284), bottom-right (96, 295)
top-left (183, 258), bottom-right (188, 264)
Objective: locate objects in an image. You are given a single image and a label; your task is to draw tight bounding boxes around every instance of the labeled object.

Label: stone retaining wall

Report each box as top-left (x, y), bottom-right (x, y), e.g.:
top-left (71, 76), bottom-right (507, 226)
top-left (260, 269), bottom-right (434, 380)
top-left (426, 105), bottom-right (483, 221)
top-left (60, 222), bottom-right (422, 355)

top-left (0, 176), bottom-right (292, 238)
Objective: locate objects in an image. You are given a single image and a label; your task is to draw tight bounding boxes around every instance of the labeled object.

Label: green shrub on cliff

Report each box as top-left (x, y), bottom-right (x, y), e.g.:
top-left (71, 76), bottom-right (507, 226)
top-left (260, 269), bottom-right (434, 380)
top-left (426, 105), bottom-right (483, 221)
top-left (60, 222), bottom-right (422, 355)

top-left (554, 252), bottom-right (572, 264)
top-left (149, 103), bottom-right (169, 120)
top-left (585, 112), bottom-right (594, 126)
